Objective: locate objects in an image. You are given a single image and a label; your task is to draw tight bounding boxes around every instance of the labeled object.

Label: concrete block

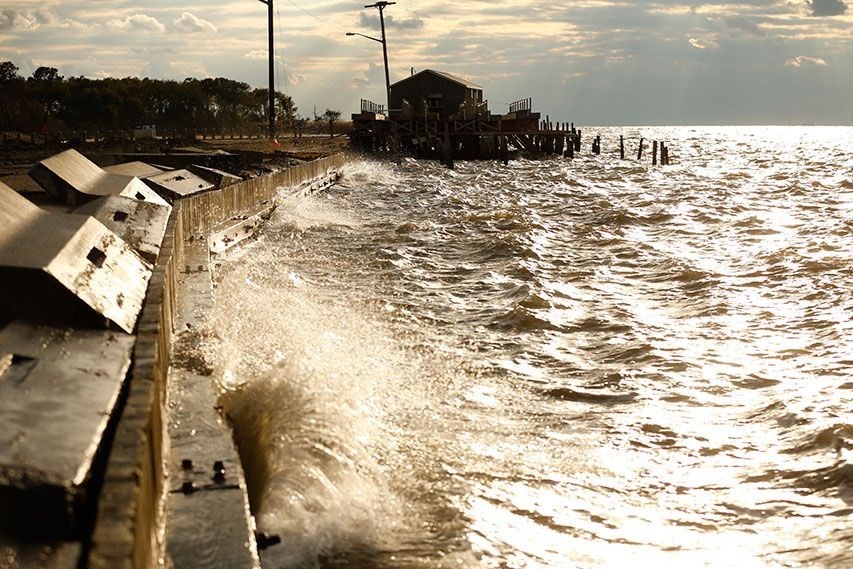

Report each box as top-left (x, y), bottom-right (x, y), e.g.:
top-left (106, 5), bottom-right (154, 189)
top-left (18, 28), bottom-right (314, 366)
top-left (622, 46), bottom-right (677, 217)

top-left (0, 182), bottom-right (152, 333)
top-left (0, 321), bottom-right (136, 538)
top-left (103, 161), bottom-right (166, 178)
top-left (143, 169), bottom-right (216, 202)
top-left (75, 195), bottom-right (171, 265)
top-left (188, 164), bottom-right (242, 189)
top-left (29, 149), bottom-right (169, 207)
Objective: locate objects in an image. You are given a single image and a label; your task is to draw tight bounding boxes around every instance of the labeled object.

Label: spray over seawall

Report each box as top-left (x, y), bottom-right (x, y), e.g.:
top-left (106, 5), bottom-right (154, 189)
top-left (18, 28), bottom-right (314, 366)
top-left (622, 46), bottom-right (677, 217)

top-left (211, 171), bottom-right (481, 566)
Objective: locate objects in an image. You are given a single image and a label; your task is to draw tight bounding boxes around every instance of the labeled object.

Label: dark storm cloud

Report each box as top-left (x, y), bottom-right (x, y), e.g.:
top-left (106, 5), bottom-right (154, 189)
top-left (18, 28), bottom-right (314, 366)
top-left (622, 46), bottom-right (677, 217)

top-left (807, 0), bottom-right (849, 16)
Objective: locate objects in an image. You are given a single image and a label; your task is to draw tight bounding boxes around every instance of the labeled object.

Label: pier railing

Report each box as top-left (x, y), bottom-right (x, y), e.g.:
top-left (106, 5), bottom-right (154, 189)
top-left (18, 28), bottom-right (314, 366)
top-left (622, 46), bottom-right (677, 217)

top-left (509, 98), bottom-right (533, 114)
top-left (360, 99), bottom-right (386, 114)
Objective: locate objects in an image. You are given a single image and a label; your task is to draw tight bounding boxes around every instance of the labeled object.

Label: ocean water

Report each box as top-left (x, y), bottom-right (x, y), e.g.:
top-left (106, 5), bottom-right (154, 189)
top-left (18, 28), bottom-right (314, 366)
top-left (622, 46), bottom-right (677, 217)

top-left (210, 126), bottom-right (852, 568)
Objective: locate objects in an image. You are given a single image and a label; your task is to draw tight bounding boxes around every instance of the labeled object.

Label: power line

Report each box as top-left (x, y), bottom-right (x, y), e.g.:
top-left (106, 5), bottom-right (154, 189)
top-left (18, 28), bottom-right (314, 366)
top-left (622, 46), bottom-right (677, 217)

top-left (286, 0), bottom-right (346, 31)
top-left (275, 2), bottom-right (284, 89)
top-left (389, 53), bottom-right (409, 75)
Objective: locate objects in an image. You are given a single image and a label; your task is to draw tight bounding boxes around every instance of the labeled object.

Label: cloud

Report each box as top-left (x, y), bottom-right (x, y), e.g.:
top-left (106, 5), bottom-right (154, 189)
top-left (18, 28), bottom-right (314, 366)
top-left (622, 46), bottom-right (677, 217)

top-left (283, 66), bottom-right (306, 86)
top-left (242, 51), bottom-right (302, 84)
top-left (0, 9), bottom-right (50, 30)
top-left (721, 15), bottom-right (765, 37)
top-left (689, 37), bottom-right (720, 50)
top-left (807, 0), bottom-right (848, 16)
top-left (130, 46), bottom-right (175, 56)
top-left (0, 9), bottom-right (90, 32)
top-left (357, 13), bottom-right (424, 31)
top-left (244, 50), bottom-right (284, 64)
top-left (173, 12), bottom-right (217, 34)
top-left (107, 14), bottom-right (165, 33)
top-left (140, 60), bottom-right (181, 80)
top-left (785, 55), bottom-right (828, 67)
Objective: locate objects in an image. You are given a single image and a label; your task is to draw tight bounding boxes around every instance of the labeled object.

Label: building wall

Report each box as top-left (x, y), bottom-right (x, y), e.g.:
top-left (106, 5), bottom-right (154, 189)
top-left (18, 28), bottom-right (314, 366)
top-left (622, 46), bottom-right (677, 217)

top-left (390, 72), bottom-right (469, 118)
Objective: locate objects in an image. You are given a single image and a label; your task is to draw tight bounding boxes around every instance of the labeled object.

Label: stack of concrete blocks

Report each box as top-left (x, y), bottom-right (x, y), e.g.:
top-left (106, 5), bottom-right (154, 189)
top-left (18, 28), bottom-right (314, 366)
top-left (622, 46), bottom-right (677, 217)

top-left (103, 161), bottom-right (166, 179)
top-left (188, 164), bottom-right (242, 189)
top-left (106, 158), bottom-right (243, 203)
top-left (142, 168), bottom-right (216, 202)
top-left (1, 145), bottom-right (266, 568)
top-left (0, 181), bottom-right (159, 332)
top-left (29, 149), bottom-right (169, 208)
top-left (0, 148), bottom-right (175, 567)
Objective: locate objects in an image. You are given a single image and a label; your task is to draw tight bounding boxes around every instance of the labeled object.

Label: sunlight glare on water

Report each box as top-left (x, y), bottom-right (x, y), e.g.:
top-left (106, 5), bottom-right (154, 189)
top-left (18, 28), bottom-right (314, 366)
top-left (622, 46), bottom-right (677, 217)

top-left (211, 126), bottom-right (852, 568)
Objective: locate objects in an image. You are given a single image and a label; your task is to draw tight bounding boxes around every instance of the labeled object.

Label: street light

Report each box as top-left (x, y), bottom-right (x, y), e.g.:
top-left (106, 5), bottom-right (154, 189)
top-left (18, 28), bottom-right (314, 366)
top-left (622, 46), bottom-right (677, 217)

top-left (347, 1), bottom-right (395, 114)
top-left (346, 32), bottom-right (381, 43)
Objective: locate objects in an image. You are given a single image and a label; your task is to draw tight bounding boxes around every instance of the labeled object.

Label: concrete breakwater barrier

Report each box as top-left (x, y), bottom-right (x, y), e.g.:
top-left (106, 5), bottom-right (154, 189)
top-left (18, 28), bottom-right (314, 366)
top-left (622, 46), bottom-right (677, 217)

top-left (0, 150), bottom-right (349, 569)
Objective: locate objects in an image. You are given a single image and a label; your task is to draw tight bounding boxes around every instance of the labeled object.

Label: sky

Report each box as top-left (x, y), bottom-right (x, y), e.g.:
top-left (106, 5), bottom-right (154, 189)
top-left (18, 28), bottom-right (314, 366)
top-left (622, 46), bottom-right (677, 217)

top-left (1, 1), bottom-right (851, 124)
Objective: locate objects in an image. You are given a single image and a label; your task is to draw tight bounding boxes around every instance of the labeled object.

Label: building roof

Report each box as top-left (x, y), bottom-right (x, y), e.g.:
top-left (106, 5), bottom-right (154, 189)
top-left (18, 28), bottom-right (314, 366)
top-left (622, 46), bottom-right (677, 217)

top-left (391, 69), bottom-right (483, 90)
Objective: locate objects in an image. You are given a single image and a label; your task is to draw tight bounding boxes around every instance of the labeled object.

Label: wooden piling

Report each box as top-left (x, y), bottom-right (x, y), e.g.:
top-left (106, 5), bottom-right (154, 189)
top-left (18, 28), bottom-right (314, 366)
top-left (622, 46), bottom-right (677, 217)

top-left (444, 122), bottom-right (454, 169)
top-left (620, 135), bottom-right (625, 159)
top-left (638, 138), bottom-right (644, 160)
top-left (652, 140), bottom-right (658, 166)
top-left (566, 135), bottom-right (575, 159)
top-left (575, 130), bottom-right (582, 152)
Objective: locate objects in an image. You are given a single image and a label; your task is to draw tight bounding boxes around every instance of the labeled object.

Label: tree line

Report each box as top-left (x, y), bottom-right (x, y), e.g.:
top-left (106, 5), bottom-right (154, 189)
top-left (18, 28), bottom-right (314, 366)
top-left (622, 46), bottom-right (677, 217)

top-left (0, 61), bottom-right (338, 135)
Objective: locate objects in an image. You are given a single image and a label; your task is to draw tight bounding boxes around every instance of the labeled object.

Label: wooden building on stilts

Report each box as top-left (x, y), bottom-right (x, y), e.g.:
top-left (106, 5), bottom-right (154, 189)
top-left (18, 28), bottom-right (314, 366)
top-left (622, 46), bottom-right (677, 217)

top-left (350, 69), bottom-right (566, 166)
top-left (350, 69), bottom-right (672, 167)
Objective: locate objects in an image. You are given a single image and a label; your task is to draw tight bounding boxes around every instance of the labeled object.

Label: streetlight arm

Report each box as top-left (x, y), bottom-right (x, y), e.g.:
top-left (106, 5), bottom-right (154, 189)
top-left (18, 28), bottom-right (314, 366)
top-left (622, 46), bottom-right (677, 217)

top-left (346, 32), bottom-right (383, 43)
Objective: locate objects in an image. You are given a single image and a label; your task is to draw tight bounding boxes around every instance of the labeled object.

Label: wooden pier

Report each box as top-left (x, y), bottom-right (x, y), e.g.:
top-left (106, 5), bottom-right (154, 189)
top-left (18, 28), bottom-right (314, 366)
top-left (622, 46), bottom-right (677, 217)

top-left (353, 70), bottom-right (673, 167)
top-left (350, 102), bottom-right (670, 167)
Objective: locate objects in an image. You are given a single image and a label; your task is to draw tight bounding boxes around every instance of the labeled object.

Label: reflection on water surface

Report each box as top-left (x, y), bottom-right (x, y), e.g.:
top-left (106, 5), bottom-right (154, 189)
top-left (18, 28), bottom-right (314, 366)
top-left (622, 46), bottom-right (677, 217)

top-left (213, 127), bottom-right (852, 568)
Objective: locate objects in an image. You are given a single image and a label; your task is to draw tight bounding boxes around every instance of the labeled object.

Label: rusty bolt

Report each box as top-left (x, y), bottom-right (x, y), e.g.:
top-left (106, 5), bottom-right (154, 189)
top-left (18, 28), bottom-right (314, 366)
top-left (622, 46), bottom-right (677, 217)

top-left (255, 531), bottom-right (282, 550)
top-left (213, 460), bottom-right (226, 482)
top-left (181, 459), bottom-right (193, 471)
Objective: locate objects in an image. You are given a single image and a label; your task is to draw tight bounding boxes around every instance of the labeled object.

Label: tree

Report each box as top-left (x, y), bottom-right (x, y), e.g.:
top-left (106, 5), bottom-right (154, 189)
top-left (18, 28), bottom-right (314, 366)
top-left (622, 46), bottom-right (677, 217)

top-left (275, 92), bottom-right (296, 135)
top-left (322, 108), bottom-right (341, 138)
top-left (0, 61), bottom-right (20, 82)
top-left (31, 67), bottom-right (63, 82)
top-left (0, 71), bottom-right (303, 136)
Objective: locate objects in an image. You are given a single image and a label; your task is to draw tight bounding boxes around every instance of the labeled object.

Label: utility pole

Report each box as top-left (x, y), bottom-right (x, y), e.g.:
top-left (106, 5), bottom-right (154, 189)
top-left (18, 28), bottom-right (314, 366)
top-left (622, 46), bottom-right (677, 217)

top-left (257, 0), bottom-right (275, 140)
top-left (364, 2), bottom-right (395, 113)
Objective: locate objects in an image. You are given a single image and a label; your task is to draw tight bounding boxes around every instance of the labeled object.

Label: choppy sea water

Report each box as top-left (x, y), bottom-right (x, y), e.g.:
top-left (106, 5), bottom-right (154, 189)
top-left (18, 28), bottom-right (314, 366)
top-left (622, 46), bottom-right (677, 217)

top-left (211, 126), bottom-right (852, 568)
